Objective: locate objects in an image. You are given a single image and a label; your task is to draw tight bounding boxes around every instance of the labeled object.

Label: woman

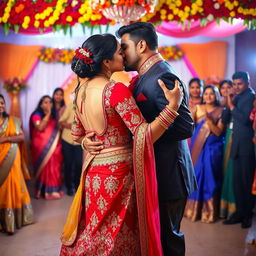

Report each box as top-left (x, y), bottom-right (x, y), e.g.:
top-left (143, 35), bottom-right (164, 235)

top-left (52, 87), bottom-right (66, 120)
top-left (184, 85), bottom-right (225, 223)
top-left (0, 94), bottom-right (34, 234)
top-left (219, 80), bottom-right (236, 219)
top-left (30, 96), bottom-right (63, 200)
top-left (188, 77), bottom-right (204, 115)
top-left (60, 34), bottom-right (183, 256)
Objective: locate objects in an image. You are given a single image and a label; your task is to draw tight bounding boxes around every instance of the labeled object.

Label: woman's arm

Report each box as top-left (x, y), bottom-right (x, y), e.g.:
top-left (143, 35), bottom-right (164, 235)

top-left (206, 116), bottom-right (225, 136)
top-left (0, 133), bottom-right (24, 143)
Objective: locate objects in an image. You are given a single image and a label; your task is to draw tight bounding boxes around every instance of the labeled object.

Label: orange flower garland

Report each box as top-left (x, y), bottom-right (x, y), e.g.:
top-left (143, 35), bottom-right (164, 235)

top-left (37, 45), bottom-right (183, 64)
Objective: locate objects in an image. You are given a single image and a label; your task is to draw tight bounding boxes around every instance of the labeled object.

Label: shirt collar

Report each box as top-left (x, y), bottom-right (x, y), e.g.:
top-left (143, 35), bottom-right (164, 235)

top-left (138, 53), bottom-right (163, 76)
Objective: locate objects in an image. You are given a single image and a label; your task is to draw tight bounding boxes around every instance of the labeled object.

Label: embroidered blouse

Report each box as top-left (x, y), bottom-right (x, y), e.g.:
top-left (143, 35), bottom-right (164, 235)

top-left (71, 81), bottom-right (145, 148)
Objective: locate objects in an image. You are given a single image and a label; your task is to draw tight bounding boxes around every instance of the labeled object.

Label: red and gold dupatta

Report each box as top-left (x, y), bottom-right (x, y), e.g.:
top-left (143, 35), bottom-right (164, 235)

top-left (133, 123), bottom-right (163, 256)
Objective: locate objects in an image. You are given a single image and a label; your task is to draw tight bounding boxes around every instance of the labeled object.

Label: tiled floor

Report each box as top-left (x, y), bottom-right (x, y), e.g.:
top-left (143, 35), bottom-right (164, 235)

top-left (0, 193), bottom-right (256, 256)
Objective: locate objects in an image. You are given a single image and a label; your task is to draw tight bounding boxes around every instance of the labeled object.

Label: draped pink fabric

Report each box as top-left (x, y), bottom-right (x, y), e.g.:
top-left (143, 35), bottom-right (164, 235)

top-left (157, 19), bottom-right (246, 38)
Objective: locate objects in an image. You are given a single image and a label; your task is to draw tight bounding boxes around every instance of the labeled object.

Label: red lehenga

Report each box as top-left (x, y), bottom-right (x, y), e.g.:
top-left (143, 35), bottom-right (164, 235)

top-left (60, 81), bottom-right (163, 256)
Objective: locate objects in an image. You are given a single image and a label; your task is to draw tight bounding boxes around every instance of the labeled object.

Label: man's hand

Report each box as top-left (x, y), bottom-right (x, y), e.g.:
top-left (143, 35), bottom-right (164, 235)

top-left (83, 132), bottom-right (104, 155)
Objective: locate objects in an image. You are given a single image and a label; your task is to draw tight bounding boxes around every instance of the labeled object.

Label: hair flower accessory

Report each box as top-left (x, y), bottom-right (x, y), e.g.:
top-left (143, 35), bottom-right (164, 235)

top-left (75, 47), bottom-right (94, 64)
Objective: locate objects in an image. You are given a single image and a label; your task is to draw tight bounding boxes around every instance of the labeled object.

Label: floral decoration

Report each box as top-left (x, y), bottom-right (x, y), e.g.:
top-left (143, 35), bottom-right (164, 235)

top-left (37, 45), bottom-right (183, 64)
top-left (204, 76), bottom-right (222, 88)
top-left (0, 0), bottom-right (255, 34)
top-left (90, 0), bottom-right (156, 14)
top-left (3, 77), bottom-right (27, 92)
top-left (158, 45), bottom-right (183, 61)
top-left (37, 47), bottom-right (75, 63)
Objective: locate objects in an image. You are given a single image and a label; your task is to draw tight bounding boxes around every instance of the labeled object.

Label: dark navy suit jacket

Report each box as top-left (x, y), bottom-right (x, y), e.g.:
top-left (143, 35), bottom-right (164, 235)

top-left (133, 60), bottom-right (197, 201)
top-left (222, 87), bottom-right (255, 157)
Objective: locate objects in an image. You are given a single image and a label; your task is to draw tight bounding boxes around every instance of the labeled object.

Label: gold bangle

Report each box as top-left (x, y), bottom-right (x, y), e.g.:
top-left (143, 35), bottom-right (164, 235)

top-left (166, 105), bottom-right (179, 117)
top-left (81, 136), bottom-right (86, 151)
top-left (155, 117), bottom-right (168, 130)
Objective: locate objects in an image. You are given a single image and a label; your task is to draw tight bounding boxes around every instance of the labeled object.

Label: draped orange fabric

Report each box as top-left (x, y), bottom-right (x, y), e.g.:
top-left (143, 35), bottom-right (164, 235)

top-left (0, 43), bottom-right (41, 81)
top-left (179, 41), bottom-right (227, 80)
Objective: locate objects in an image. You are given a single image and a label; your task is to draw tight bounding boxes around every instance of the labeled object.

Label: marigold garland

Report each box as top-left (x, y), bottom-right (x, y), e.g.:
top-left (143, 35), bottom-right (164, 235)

top-left (0, 0), bottom-right (255, 34)
top-left (37, 45), bottom-right (183, 64)
top-left (37, 47), bottom-right (75, 64)
top-left (3, 77), bottom-right (27, 92)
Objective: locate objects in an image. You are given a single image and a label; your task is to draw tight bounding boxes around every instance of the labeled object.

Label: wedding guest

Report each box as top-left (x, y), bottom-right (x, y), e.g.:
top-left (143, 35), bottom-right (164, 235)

top-left (0, 94), bottom-right (34, 234)
top-left (59, 102), bottom-right (83, 196)
top-left (222, 71), bottom-right (255, 228)
top-left (30, 96), bottom-right (63, 200)
top-left (185, 85), bottom-right (225, 223)
top-left (219, 79), bottom-right (236, 219)
top-left (52, 87), bottom-right (66, 120)
top-left (249, 95), bottom-right (256, 196)
top-left (188, 78), bottom-right (204, 115)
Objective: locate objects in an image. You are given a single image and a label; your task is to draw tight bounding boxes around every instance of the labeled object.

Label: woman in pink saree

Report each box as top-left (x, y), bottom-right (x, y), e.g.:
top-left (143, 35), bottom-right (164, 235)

top-left (30, 96), bottom-right (63, 200)
top-left (60, 34), bottom-right (183, 256)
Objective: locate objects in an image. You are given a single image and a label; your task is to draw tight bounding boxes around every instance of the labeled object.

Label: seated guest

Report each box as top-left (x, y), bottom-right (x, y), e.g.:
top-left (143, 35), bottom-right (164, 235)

top-left (222, 71), bottom-right (255, 228)
top-left (0, 94), bottom-right (34, 234)
top-left (185, 85), bottom-right (225, 223)
top-left (30, 96), bottom-right (63, 200)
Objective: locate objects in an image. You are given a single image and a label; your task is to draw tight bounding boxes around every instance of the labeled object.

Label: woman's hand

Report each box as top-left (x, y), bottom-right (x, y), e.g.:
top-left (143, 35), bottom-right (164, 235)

top-left (158, 79), bottom-right (183, 112)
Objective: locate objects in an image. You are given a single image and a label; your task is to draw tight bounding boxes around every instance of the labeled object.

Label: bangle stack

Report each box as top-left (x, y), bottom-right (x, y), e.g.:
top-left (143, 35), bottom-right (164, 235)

top-left (155, 105), bottom-right (179, 130)
top-left (81, 136), bottom-right (86, 151)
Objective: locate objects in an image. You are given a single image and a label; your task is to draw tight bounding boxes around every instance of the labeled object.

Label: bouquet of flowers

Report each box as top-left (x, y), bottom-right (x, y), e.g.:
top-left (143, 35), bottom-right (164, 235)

top-left (3, 77), bottom-right (27, 92)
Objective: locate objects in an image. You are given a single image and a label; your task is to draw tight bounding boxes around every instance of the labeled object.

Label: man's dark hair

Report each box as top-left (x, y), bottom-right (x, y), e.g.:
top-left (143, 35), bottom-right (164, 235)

top-left (232, 71), bottom-right (250, 83)
top-left (116, 22), bottom-right (158, 50)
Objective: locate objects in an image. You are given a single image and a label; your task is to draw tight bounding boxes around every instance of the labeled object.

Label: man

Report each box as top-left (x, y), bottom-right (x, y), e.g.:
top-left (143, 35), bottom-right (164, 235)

top-left (59, 103), bottom-right (83, 196)
top-left (85, 22), bottom-right (197, 256)
top-left (222, 71), bottom-right (255, 228)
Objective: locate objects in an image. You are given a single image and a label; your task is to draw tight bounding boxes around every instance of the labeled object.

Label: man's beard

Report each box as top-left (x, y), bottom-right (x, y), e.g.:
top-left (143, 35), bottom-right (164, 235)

top-left (124, 59), bottom-right (139, 72)
top-left (124, 65), bottom-right (135, 72)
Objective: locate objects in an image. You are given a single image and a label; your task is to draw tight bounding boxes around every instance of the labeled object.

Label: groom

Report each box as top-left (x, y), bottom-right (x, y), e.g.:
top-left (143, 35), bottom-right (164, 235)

top-left (85, 22), bottom-right (197, 256)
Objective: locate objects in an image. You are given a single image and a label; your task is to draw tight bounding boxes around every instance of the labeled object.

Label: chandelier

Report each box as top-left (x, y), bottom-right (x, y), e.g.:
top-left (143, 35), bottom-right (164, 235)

top-left (89, 0), bottom-right (159, 25)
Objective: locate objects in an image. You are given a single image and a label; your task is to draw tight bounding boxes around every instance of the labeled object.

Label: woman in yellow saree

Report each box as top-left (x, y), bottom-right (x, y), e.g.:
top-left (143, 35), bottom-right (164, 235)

top-left (0, 94), bottom-right (34, 234)
top-left (60, 34), bottom-right (183, 256)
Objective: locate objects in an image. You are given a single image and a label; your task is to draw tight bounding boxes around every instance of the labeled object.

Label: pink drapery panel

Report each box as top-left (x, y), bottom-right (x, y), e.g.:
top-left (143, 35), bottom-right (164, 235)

top-left (157, 19), bottom-right (246, 38)
top-left (0, 43), bottom-right (41, 81)
top-left (179, 41), bottom-right (227, 80)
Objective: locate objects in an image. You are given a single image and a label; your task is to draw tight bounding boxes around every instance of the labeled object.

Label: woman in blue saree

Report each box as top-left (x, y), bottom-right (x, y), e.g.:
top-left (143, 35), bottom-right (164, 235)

top-left (184, 85), bottom-right (225, 223)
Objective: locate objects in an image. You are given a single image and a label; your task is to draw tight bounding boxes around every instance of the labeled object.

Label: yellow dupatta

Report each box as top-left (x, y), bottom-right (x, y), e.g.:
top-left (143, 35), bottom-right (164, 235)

top-left (61, 153), bottom-right (95, 246)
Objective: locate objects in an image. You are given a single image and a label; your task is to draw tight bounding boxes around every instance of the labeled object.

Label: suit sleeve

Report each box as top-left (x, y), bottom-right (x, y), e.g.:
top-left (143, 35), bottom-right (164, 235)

top-left (154, 72), bottom-right (194, 140)
top-left (231, 94), bottom-right (255, 125)
top-left (221, 107), bottom-right (231, 125)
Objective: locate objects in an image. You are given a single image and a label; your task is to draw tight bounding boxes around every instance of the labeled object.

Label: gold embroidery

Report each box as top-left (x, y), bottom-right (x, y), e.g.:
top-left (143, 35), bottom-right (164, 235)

top-left (97, 195), bottom-right (108, 215)
top-left (92, 175), bottom-right (101, 195)
top-left (85, 191), bottom-right (91, 212)
top-left (138, 53), bottom-right (164, 76)
top-left (133, 123), bottom-right (148, 255)
top-left (90, 212), bottom-right (99, 229)
top-left (90, 147), bottom-right (132, 167)
top-left (104, 175), bottom-right (119, 197)
top-left (106, 212), bottom-right (122, 232)
top-left (115, 96), bottom-right (143, 134)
